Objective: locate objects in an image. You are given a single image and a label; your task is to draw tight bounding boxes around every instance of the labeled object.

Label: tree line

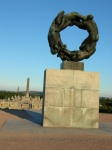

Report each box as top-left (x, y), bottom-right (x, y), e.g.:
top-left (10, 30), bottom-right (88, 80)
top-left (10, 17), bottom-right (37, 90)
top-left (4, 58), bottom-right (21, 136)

top-left (99, 97), bottom-right (112, 113)
top-left (0, 91), bottom-right (43, 100)
top-left (0, 91), bottom-right (25, 99)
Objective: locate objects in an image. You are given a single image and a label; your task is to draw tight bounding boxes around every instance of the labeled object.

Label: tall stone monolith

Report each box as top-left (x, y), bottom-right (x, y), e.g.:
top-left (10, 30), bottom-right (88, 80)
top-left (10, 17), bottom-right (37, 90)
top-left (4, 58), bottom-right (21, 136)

top-left (26, 78), bottom-right (30, 98)
top-left (17, 86), bottom-right (19, 93)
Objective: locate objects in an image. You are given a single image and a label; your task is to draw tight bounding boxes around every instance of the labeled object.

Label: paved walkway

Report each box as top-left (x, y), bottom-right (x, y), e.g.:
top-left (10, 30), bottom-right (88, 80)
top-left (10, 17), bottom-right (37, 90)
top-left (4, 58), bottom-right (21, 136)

top-left (0, 109), bottom-right (112, 150)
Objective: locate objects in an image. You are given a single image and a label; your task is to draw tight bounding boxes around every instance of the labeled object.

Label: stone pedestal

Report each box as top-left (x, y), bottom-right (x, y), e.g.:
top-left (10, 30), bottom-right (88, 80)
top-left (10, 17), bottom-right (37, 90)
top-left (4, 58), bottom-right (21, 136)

top-left (42, 64), bottom-right (100, 128)
top-left (61, 61), bottom-right (84, 70)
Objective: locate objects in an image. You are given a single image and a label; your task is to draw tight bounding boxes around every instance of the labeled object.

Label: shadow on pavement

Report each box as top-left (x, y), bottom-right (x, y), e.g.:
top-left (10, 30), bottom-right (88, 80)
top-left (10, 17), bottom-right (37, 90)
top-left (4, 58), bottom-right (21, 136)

top-left (1, 108), bottom-right (42, 125)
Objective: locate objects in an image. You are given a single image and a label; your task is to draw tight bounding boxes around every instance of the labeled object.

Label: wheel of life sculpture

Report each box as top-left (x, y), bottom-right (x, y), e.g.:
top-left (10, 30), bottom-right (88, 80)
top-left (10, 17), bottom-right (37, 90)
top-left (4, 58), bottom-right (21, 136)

top-left (48, 11), bottom-right (99, 61)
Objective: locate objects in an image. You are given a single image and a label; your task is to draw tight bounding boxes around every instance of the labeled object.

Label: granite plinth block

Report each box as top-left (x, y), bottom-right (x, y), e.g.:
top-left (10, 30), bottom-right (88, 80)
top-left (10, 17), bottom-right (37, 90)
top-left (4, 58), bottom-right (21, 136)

top-left (42, 69), bottom-right (100, 128)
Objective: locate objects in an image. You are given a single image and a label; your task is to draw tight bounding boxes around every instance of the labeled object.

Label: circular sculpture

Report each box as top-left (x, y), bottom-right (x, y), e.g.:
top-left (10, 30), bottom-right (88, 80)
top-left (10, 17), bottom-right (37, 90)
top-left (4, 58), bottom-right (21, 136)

top-left (48, 11), bottom-right (99, 61)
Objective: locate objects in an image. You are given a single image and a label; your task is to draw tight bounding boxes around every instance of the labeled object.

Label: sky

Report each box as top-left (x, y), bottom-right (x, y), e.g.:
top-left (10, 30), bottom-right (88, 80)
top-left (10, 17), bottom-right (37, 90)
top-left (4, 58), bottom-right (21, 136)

top-left (0, 0), bottom-right (112, 97)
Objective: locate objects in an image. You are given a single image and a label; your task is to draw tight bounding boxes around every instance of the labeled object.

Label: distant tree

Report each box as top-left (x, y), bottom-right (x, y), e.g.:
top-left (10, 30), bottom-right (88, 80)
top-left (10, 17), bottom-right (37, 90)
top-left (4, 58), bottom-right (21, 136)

top-left (99, 97), bottom-right (112, 113)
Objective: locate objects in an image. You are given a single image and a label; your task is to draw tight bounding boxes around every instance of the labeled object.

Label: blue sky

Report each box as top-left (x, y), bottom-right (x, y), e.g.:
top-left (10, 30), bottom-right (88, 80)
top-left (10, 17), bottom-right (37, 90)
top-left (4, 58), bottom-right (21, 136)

top-left (0, 0), bottom-right (112, 97)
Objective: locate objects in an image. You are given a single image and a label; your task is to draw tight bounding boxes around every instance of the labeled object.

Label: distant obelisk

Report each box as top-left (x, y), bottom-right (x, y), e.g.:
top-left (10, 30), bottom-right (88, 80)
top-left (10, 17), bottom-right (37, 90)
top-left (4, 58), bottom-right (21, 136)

top-left (26, 78), bottom-right (30, 98)
top-left (17, 86), bottom-right (19, 93)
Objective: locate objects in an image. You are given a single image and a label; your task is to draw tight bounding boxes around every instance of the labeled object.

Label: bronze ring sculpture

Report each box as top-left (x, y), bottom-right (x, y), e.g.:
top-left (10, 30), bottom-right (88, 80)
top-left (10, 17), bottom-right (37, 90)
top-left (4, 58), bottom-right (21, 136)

top-left (48, 11), bottom-right (99, 61)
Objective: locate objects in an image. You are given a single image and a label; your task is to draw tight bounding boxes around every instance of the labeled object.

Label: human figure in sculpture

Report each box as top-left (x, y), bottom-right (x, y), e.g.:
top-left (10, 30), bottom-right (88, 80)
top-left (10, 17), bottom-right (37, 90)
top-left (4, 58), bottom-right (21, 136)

top-left (73, 15), bottom-right (99, 51)
top-left (56, 11), bottom-right (87, 32)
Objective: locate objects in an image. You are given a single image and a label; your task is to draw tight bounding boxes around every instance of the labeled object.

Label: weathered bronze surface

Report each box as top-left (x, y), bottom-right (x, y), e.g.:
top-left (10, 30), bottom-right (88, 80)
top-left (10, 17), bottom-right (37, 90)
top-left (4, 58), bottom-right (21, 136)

top-left (48, 11), bottom-right (99, 61)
